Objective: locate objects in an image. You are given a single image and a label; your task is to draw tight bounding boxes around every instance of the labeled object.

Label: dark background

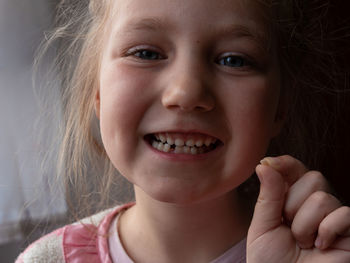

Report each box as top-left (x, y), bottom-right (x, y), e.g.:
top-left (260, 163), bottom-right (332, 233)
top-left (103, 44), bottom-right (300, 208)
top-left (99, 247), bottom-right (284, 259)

top-left (320, 1), bottom-right (350, 205)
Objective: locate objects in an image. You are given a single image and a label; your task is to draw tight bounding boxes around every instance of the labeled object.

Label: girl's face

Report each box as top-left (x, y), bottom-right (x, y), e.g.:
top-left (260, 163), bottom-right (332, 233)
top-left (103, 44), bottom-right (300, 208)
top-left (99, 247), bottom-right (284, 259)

top-left (97, 0), bottom-right (283, 204)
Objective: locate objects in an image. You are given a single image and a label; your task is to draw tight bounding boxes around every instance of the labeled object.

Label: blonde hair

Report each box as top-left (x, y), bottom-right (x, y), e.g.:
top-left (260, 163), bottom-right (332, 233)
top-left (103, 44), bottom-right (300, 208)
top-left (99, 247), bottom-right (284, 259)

top-left (36, 0), bottom-right (347, 218)
top-left (37, 0), bottom-right (132, 220)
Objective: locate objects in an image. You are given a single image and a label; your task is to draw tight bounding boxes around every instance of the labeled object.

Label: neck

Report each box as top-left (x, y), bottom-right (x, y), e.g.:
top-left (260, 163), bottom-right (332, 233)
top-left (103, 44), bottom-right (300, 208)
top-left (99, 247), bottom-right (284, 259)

top-left (119, 187), bottom-right (252, 263)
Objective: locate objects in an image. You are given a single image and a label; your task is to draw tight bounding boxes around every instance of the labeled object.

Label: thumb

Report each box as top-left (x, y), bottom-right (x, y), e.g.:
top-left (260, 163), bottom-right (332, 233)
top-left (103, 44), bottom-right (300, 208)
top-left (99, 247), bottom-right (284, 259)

top-left (247, 163), bottom-right (287, 244)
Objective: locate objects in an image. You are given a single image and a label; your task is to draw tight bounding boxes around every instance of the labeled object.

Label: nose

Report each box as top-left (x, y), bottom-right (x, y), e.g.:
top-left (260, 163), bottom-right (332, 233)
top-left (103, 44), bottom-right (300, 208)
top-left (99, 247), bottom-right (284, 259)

top-left (161, 64), bottom-right (215, 113)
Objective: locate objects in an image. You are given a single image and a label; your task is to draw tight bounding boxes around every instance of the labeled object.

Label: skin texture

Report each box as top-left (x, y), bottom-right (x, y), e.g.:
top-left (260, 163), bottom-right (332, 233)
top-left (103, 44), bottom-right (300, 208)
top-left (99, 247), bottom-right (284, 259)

top-left (95, 0), bottom-right (350, 262)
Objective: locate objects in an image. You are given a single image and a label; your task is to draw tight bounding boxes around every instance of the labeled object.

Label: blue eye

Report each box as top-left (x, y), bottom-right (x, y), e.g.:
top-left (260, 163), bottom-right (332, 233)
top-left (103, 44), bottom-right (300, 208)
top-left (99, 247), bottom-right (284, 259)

top-left (218, 55), bottom-right (248, 68)
top-left (133, 50), bottom-right (161, 60)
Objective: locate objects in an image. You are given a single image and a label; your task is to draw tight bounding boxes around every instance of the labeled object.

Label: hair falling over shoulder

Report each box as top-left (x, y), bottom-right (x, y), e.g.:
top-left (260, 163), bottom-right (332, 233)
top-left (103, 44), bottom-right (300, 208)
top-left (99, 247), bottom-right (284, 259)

top-left (35, 0), bottom-right (349, 219)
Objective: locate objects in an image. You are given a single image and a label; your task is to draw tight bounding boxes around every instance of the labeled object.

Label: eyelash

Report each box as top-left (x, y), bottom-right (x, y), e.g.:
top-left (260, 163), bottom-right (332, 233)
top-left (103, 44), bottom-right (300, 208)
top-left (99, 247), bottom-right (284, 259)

top-left (126, 47), bottom-right (165, 60)
top-left (126, 47), bottom-right (252, 69)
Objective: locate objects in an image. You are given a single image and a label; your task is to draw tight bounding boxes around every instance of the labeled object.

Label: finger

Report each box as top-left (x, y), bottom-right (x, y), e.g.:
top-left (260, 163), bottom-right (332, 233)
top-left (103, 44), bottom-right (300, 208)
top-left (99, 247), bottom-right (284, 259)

top-left (284, 170), bottom-right (330, 224)
top-left (247, 164), bottom-right (286, 244)
top-left (291, 191), bottom-right (341, 249)
top-left (261, 155), bottom-right (308, 186)
top-left (329, 236), bottom-right (350, 251)
top-left (316, 206), bottom-right (350, 250)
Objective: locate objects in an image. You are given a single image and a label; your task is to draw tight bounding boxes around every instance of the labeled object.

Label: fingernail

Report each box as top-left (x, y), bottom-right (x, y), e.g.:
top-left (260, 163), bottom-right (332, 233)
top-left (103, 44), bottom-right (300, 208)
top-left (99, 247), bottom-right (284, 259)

top-left (260, 157), bottom-right (280, 168)
top-left (315, 236), bottom-right (323, 249)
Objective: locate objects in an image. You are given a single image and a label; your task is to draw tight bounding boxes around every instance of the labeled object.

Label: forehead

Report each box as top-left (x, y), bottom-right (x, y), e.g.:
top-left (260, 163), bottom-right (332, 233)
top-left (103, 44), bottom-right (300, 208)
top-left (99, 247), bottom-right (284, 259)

top-left (110, 0), bottom-right (268, 43)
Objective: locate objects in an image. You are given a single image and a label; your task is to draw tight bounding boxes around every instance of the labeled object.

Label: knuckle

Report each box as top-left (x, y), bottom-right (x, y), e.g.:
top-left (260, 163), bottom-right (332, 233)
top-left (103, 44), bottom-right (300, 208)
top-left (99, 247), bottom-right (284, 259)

top-left (305, 170), bottom-right (323, 181)
top-left (338, 206), bottom-right (350, 218)
top-left (305, 170), bottom-right (328, 189)
top-left (309, 191), bottom-right (332, 207)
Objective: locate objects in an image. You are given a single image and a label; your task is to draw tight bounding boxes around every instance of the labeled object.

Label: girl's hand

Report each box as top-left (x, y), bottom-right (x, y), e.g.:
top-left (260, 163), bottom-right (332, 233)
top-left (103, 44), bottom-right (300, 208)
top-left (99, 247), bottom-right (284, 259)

top-left (247, 155), bottom-right (350, 263)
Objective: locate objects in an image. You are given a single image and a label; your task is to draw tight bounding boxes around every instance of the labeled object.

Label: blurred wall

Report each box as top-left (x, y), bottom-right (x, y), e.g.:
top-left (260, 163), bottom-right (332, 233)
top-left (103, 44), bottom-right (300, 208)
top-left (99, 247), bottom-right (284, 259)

top-left (0, 0), bottom-right (66, 254)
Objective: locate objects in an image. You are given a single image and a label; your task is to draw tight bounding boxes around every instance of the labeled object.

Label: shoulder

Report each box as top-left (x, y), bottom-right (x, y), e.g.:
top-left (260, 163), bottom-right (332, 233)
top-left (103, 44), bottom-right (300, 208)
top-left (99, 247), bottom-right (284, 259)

top-left (15, 227), bottom-right (66, 263)
top-left (79, 207), bottom-right (115, 226)
top-left (15, 210), bottom-right (111, 263)
top-left (15, 204), bottom-right (133, 263)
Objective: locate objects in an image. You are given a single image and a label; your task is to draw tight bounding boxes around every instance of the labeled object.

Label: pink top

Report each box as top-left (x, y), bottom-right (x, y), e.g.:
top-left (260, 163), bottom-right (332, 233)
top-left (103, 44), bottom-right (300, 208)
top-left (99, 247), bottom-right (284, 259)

top-left (17, 203), bottom-right (246, 262)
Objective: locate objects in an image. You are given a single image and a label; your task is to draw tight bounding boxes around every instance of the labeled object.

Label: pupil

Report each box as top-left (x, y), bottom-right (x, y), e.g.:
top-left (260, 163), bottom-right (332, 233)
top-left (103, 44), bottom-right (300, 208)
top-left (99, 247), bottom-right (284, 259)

top-left (218, 56), bottom-right (245, 67)
top-left (225, 56), bottom-right (244, 67)
top-left (141, 50), bottom-right (157, 59)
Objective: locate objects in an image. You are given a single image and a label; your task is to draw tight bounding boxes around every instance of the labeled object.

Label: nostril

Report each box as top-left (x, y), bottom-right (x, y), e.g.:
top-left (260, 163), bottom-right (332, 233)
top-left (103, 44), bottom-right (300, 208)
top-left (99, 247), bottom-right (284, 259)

top-left (195, 102), bottom-right (215, 112)
top-left (165, 104), bottom-right (213, 113)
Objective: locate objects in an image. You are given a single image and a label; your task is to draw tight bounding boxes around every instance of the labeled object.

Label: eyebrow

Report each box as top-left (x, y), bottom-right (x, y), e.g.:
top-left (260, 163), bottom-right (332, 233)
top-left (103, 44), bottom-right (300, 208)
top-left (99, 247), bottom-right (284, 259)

top-left (118, 17), bottom-right (172, 34)
top-left (119, 17), bottom-right (269, 49)
top-left (214, 25), bottom-right (269, 49)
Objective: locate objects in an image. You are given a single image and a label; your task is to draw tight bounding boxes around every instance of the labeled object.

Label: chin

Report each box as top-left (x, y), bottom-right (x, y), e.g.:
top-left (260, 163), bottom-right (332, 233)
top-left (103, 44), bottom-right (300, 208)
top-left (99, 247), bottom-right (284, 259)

top-left (136, 180), bottom-right (238, 206)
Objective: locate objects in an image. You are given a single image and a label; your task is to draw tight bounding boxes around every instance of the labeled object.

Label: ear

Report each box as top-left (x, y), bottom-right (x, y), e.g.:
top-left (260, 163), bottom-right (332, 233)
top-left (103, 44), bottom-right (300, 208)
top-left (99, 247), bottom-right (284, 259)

top-left (94, 89), bottom-right (101, 119)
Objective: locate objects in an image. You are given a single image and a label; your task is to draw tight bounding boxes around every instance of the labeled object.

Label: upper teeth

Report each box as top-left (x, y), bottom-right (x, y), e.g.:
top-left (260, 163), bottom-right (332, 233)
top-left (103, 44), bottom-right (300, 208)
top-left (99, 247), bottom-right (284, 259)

top-left (151, 133), bottom-right (217, 154)
top-left (155, 133), bottom-right (216, 147)
top-left (159, 134), bottom-right (166, 142)
top-left (186, 139), bottom-right (195, 147)
top-left (175, 138), bottom-right (184, 146)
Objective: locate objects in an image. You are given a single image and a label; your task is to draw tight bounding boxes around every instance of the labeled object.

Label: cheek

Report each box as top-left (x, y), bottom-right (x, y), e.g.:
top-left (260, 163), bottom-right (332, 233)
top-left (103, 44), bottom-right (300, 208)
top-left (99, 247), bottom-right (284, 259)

top-left (98, 66), bottom-right (142, 160)
top-left (222, 75), bottom-right (280, 131)
top-left (219, 76), bottom-right (280, 174)
top-left (99, 63), bottom-right (153, 134)
top-left (98, 62), bottom-right (160, 170)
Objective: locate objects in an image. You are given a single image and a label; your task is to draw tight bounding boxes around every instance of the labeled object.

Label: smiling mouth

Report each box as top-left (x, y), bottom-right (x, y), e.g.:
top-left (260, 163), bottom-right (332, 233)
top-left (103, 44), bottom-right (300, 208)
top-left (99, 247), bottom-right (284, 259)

top-left (144, 132), bottom-right (222, 155)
